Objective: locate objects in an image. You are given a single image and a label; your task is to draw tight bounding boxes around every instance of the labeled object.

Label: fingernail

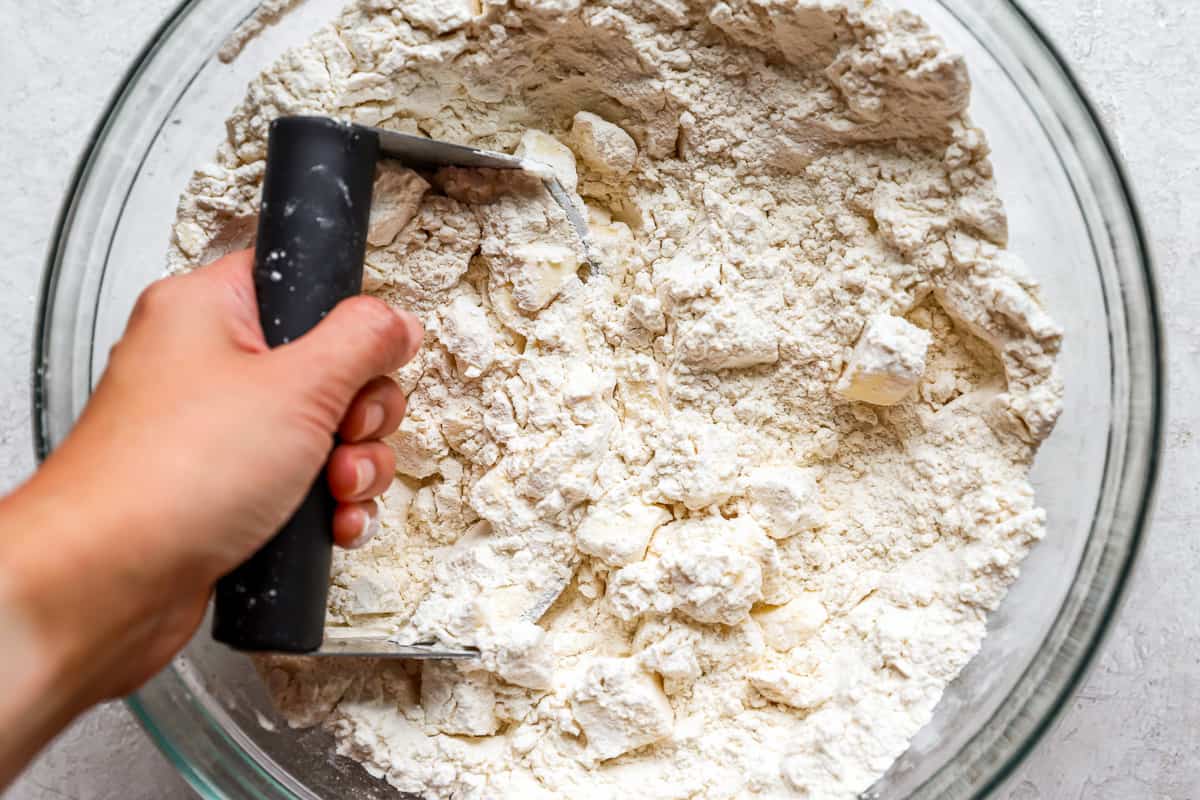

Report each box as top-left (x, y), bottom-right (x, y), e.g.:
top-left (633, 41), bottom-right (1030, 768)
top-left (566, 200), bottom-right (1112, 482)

top-left (354, 458), bottom-right (377, 495)
top-left (362, 403), bottom-right (386, 438)
top-left (347, 506), bottom-right (380, 550)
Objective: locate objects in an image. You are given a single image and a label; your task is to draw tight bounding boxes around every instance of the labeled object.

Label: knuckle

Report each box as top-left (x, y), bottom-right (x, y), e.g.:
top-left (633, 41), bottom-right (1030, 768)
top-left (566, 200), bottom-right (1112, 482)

top-left (106, 339), bottom-right (131, 372)
top-left (132, 278), bottom-right (179, 319)
top-left (371, 375), bottom-right (403, 401)
top-left (343, 296), bottom-right (408, 366)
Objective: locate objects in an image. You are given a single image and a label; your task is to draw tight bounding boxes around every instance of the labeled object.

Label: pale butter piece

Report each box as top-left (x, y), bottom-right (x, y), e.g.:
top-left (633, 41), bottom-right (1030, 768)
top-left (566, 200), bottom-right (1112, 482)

top-left (399, 0), bottom-right (479, 34)
top-left (744, 466), bottom-right (824, 539)
top-left (420, 662), bottom-right (499, 735)
top-left (835, 314), bottom-right (931, 406)
top-left (662, 517), bottom-right (769, 625)
top-left (576, 486), bottom-right (673, 566)
top-left (508, 243), bottom-right (580, 312)
top-left (516, 129), bottom-right (579, 194)
top-left (648, 415), bottom-right (740, 510)
top-left (571, 111), bottom-right (638, 176)
top-left (389, 414), bottom-right (449, 479)
top-left (748, 668), bottom-right (833, 711)
top-left (752, 593), bottom-right (828, 651)
top-left (570, 657), bottom-right (674, 761)
top-left (367, 164), bottom-right (430, 247)
top-left (629, 294), bottom-right (667, 334)
top-left (173, 220), bottom-right (208, 259)
top-left (674, 298), bottom-right (780, 371)
top-left (438, 295), bottom-right (498, 378)
top-left (607, 516), bottom-right (772, 626)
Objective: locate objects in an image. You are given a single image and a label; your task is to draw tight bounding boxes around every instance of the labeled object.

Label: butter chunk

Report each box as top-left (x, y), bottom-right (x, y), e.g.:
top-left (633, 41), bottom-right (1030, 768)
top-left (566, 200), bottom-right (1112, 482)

top-left (367, 164), bottom-right (430, 247)
top-left (389, 412), bottom-right (448, 479)
top-left (516, 129), bottom-right (578, 194)
top-left (744, 466), bottom-right (824, 539)
top-left (674, 299), bottom-right (780, 371)
top-left (748, 668), bottom-right (832, 711)
top-left (752, 593), bottom-right (828, 651)
top-left (835, 315), bottom-right (931, 406)
top-left (439, 295), bottom-right (497, 378)
top-left (571, 111), bottom-right (638, 177)
top-left (606, 517), bottom-right (771, 626)
top-left (508, 243), bottom-right (580, 312)
top-left (420, 662), bottom-right (498, 736)
top-left (576, 485), bottom-right (672, 567)
top-left (571, 657), bottom-right (674, 761)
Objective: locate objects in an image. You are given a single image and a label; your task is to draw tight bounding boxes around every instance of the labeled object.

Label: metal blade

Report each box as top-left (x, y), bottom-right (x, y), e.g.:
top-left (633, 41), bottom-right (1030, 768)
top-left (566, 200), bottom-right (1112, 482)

top-left (541, 175), bottom-right (596, 267)
top-left (312, 636), bottom-right (478, 659)
top-left (368, 125), bottom-right (595, 268)
top-left (372, 127), bottom-right (525, 171)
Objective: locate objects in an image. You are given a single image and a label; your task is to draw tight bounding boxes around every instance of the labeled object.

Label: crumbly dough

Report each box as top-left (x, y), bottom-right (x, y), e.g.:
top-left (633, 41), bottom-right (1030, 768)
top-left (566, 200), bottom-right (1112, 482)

top-left (171, 1), bottom-right (1064, 797)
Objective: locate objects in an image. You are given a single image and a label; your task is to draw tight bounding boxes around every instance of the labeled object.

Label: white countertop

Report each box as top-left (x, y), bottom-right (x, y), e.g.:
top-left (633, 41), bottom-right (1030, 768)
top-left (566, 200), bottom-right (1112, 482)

top-left (2, 1), bottom-right (1197, 798)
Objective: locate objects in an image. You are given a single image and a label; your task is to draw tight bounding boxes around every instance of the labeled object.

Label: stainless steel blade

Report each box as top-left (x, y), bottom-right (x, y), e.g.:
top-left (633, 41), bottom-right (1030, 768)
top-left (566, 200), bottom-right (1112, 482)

top-left (369, 125), bottom-right (595, 267)
top-left (540, 175), bottom-right (596, 267)
top-left (313, 635), bottom-right (478, 659)
top-left (373, 127), bottom-right (527, 171)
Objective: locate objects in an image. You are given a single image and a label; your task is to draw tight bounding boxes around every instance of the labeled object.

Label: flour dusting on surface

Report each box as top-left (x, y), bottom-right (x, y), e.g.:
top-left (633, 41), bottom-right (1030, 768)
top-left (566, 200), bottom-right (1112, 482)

top-left (172, 0), bottom-right (1064, 797)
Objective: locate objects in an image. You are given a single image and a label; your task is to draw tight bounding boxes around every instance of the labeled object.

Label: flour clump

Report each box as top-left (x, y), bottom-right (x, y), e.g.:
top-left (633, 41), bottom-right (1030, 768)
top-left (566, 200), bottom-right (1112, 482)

top-left (170, 0), bottom-right (1063, 797)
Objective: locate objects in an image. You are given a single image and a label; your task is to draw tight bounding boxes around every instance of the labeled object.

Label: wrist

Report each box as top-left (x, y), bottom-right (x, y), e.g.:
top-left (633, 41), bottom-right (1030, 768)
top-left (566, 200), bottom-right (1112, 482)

top-left (0, 468), bottom-right (148, 709)
top-left (0, 528), bottom-right (94, 787)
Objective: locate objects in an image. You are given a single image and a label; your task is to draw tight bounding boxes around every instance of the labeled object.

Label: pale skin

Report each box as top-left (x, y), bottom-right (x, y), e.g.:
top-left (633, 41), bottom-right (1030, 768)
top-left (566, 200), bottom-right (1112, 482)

top-left (0, 250), bottom-right (424, 788)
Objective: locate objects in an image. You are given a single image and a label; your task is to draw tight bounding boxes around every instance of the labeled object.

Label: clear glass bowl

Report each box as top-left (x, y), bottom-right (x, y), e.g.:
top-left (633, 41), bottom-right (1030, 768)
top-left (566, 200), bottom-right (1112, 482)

top-left (34, 1), bottom-right (1162, 798)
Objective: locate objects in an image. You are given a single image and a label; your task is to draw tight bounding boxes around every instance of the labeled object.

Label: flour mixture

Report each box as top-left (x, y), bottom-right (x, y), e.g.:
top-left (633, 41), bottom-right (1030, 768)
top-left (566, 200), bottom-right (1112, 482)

top-left (170, 0), bottom-right (1063, 797)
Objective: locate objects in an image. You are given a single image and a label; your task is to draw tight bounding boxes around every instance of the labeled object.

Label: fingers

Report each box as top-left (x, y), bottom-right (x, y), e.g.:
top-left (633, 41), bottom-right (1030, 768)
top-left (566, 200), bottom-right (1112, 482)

top-left (277, 296), bottom-right (424, 409)
top-left (328, 441), bottom-right (395, 503)
top-left (126, 250), bottom-right (264, 353)
top-left (333, 501), bottom-right (380, 550)
top-left (339, 376), bottom-right (407, 442)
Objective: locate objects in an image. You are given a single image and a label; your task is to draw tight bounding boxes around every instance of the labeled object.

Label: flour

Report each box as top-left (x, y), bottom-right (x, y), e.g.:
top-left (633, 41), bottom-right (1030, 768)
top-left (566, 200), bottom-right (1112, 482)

top-left (217, 0), bottom-right (306, 64)
top-left (173, 0), bottom-right (1064, 797)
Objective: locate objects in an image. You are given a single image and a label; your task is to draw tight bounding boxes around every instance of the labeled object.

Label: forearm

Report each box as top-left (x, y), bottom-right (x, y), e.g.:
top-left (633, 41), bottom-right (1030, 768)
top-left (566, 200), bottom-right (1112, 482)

top-left (0, 469), bottom-right (151, 789)
top-left (0, 565), bottom-right (81, 789)
top-left (0, 251), bottom-right (420, 789)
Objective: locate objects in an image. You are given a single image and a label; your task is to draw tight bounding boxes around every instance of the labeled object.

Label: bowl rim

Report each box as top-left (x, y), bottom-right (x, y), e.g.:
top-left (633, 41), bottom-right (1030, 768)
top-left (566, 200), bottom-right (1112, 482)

top-left (31, 0), bottom-right (1164, 798)
top-left (959, 2), bottom-right (1165, 796)
top-left (916, 1), bottom-right (1164, 795)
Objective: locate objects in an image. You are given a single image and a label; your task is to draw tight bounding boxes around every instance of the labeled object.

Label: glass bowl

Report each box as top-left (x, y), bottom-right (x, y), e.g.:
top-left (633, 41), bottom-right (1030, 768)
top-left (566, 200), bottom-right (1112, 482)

top-left (34, 0), bottom-right (1162, 798)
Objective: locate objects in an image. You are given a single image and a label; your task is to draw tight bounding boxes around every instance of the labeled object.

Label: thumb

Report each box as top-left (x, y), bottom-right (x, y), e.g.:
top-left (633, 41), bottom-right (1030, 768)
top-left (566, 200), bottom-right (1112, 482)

top-left (274, 295), bottom-right (424, 413)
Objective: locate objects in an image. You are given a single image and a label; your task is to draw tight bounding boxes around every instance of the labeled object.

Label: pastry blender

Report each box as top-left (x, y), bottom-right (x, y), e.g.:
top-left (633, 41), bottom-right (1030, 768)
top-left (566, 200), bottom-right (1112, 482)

top-left (212, 116), bottom-right (589, 659)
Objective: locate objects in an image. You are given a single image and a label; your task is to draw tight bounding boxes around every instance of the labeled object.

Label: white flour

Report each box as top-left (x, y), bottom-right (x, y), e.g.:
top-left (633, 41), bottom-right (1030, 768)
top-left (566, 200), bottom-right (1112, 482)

top-left (218, 0), bottom-right (307, 64)
top-left (171, 1), bottom-right (1064, 797)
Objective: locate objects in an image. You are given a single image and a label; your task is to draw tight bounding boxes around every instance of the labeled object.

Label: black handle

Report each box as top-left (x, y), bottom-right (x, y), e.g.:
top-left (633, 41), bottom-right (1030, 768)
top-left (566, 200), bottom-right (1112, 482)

top-left (212, 117), bottom-right (380, 652)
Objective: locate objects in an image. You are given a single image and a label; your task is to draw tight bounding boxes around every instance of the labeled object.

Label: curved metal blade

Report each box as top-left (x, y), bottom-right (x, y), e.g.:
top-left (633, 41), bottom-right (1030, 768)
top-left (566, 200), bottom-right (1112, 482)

top-left (314, 635), bottom-right (478, 659)
top-left (373, 127), bottom-right (526, 171)
top-left (369, 124), bottom-right (595, 268)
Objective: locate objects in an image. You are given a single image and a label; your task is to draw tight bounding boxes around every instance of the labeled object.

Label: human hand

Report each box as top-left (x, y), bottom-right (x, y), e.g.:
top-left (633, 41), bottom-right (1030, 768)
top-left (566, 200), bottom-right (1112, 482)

top-left (0, 249), bottom-right (422, 710)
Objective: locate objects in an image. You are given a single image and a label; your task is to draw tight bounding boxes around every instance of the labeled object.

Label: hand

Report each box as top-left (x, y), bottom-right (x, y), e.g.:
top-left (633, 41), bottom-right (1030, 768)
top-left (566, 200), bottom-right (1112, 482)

top-left (0, 250), bottom-right (422, 763)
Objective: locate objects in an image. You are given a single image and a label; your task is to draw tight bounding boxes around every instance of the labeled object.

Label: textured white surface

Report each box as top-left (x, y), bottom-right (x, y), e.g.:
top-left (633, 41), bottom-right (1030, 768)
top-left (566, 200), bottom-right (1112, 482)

top-left (0, 2), bottom-right (1196, 799)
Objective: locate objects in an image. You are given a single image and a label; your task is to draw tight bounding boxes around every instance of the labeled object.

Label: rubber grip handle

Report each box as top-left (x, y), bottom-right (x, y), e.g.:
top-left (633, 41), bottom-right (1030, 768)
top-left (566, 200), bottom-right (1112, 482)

top-left (212, 117), bottom-right (380, 652)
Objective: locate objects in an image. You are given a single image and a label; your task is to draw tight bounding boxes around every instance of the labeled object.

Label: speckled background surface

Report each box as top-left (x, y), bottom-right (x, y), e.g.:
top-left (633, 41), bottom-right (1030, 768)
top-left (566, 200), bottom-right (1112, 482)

top-left (1, 1), bottom-right (1196, 798)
